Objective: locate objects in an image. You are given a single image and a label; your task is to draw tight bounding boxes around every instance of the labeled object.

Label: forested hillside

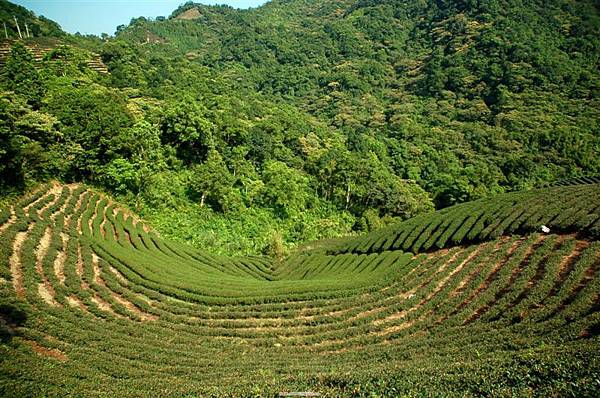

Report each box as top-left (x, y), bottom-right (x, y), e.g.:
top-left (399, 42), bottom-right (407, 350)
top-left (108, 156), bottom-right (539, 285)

top-left (1, 0), bottom-right (599, 255)
top-left (0, 0), bottom-right (64, 38)
top-left (1, 2), bottom-right (599, 395)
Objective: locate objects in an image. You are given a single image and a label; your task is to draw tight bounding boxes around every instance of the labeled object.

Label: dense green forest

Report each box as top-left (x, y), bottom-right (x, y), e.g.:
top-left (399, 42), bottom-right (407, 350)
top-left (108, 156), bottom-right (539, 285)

top-left (1, 0), bottom-right (599, 255)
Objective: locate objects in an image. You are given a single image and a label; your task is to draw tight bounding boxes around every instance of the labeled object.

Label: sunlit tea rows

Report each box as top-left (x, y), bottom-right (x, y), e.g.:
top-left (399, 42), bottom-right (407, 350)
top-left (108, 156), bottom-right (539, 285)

top-left (1, 182), bottom-right (599, 396)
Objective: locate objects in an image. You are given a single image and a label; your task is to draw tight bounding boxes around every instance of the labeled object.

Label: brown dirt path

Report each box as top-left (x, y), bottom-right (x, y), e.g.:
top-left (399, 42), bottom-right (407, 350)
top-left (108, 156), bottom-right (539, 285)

top-left (23, 339), bottom-right (67, 361)
top-left (35, 227), bottom-right (60, 307)
top-left (53, 233), bottom-right (69, 285)
top-left (10, 223), bottom-right (35, 299)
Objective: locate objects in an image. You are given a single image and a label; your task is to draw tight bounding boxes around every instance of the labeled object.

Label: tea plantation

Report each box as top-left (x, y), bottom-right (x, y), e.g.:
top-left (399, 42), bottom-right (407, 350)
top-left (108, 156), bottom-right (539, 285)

top-left (0, 182), bottom-right (599, 397)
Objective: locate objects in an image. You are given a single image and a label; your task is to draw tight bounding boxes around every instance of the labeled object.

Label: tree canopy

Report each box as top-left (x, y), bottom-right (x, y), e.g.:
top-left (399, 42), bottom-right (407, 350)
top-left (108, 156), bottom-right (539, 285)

top-left (1, 0), bottom-right (598, 254)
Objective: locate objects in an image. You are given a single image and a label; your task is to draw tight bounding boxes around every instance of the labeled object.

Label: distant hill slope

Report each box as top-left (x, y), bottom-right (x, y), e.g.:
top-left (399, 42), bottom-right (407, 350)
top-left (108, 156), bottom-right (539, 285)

top-left (0, 182), bottom-right (598, 396)
top-left (0, 0), bottom-right (64, 38)
top-left (173, 7), bottom-right (202, 20)
top-left (110, 0), bottom-right (600, 207)
top-left (0, 39), bottom-right (108, 73)
top-left (0, 2), bottom-right (107, 73)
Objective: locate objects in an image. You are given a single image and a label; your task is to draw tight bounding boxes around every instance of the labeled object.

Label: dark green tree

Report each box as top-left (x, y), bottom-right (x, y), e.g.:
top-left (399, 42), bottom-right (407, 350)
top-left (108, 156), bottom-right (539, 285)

top-left (1, 43), bottom-right (45, 107)
top-left (190, 149), bottom-right (239, 212)
top-left (160, 100), bottom-right (215, 165)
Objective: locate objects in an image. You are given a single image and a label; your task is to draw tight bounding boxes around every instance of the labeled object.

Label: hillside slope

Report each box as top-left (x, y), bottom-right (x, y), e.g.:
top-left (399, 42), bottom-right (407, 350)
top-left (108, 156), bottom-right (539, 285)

top-left (0, 0), bottom-right (64, 38)
top-left (104, 0), bottom-right (600, 252)
top-left (0, 182), bottom-right (598, 396)
top-left (1, 0), bottom-right (599, 256)
top-left (107, 0), bottom-right (600, 208)
top-left (332, 182), bottom-right (600, 255)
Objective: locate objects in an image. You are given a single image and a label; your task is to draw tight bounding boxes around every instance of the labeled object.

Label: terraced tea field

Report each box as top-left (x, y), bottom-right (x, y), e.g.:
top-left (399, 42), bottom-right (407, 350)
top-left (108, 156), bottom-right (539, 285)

top-left (0, 182), bottom-right (599, 397)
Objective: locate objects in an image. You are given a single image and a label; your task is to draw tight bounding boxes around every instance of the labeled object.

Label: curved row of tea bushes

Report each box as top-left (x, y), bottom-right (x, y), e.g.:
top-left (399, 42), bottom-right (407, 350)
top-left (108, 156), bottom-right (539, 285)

top-left (333, 184), bottom-right (600, 255)
top-left (0, 182), bottom-right (598, 397)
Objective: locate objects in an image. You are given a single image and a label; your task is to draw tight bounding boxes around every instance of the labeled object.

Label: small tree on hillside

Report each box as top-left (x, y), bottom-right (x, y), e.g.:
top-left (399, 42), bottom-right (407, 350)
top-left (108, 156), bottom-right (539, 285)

top-left (191, 149), bottom-right (236, 211)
